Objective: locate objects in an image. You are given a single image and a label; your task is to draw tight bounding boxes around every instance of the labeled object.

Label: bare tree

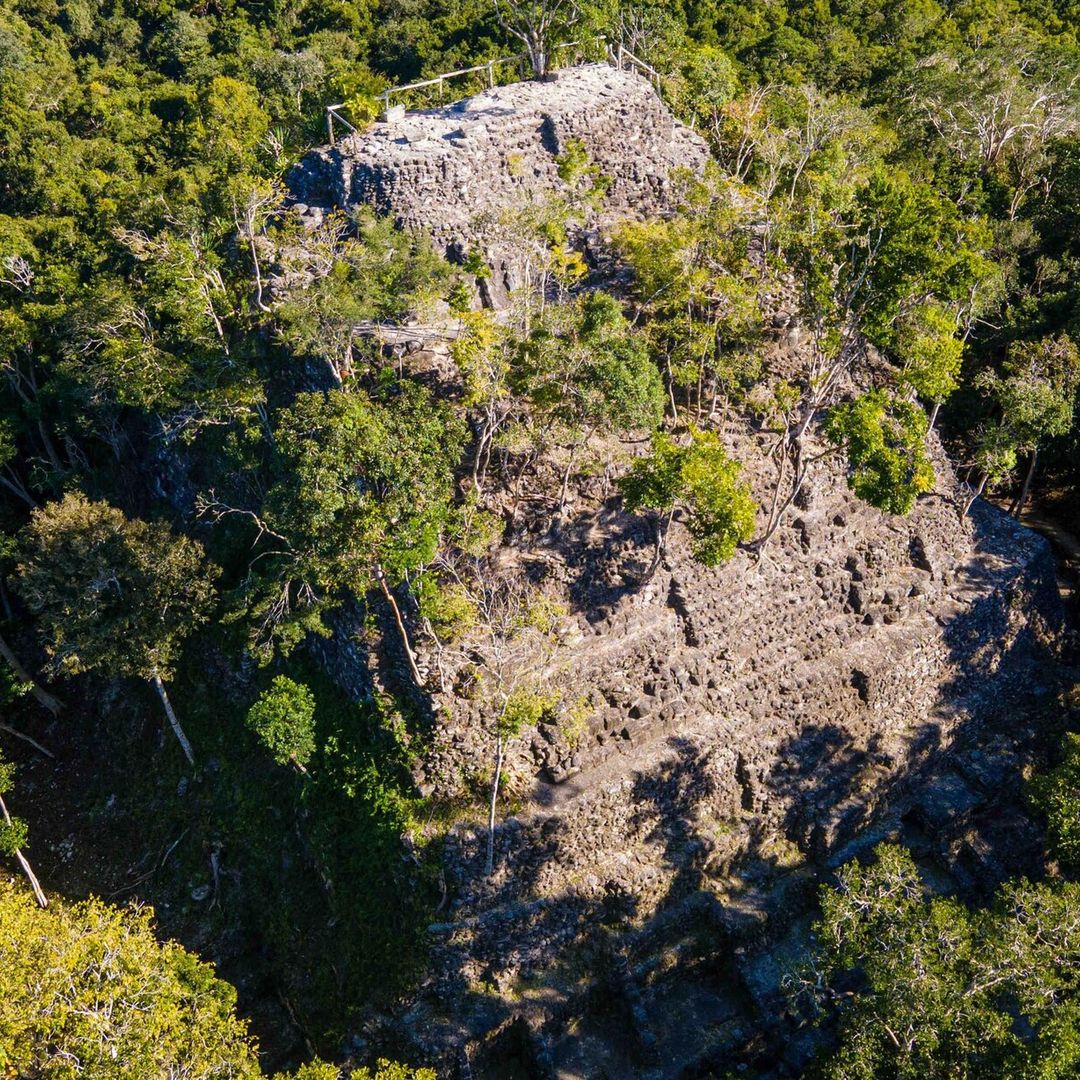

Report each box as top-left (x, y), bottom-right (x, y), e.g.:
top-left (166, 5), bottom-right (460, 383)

top-left (494, 0), bottom-right (580, 79)
top-left (907, 37), bottom-right (1080, 219)
top-left (426, 548), bottom-right (568, 876)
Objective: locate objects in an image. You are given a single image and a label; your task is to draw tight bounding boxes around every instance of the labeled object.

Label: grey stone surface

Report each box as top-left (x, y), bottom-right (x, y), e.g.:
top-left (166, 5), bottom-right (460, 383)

top-left (282, 66), bottom-right (1069, 1075)
top-left (288, 64), bottom-right (710, 302)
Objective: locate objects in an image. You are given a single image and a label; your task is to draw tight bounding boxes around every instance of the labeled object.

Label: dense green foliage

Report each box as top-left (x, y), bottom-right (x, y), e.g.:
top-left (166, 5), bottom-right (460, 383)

top-left (620, 429), bottom-right (757, 565)
top-left (2, 0), bottom-right (1080, 1073)
top-left (246, 674), bottom-right (317, 769)
top-left (825, 391), bottom-right (935, 514)
top-left (15, 493), bottom-right (218, 683)
top-left (800, 843), bottom-right (1080, 1079)
top-left (1032, 730), bottom-right (1080, 872)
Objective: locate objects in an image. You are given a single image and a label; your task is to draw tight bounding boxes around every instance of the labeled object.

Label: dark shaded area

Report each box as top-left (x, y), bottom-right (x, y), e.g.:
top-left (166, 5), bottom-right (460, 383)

top-left (0, 637), bottom-right (437, 1073)
top-left (403, 505), bottom-right (1074, 1078)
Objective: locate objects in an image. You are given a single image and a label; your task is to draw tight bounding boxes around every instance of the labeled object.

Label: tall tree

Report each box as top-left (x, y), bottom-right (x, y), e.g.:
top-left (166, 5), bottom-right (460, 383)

top-left (514, 291), bottom-right (665, 509)
top-left (793, 843), bottom-right (1080, 1078)
top-left (493, 0), bottom-right (580, 78)
top-left (0, 880), bottom-right (259, 1078)
top-left (203, 384), bottom-right (464, 676)
top-left (615, 168), bottom-right (765, 421)
top-left (15, 494), bottom-right (219, 765)
top-left (977, 334), bottom-right (1080, 517)
top-left (825, 390), bottom-right (936, 515)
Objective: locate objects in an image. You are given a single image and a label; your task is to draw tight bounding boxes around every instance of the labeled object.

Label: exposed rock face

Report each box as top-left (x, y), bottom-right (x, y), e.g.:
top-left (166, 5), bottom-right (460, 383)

top-left (287, 64), bottom-right (710, 303)
top-left (284, 64), bottom-right (1067, 1078)
top-left (397, 420), bottom-right (1064, 1077)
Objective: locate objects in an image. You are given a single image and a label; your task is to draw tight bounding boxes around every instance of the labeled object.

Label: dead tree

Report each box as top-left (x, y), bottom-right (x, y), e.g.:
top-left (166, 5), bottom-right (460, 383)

top-left (493, 0), bottom-right (580, 79)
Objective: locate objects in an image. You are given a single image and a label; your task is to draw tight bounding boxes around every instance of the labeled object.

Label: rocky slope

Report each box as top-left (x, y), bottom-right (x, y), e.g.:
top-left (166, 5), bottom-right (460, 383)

top-left (395, 419), bottom-right (1063, 1078)
top-left (288, 64), bottom-right (709, 306)
top-left (286, 64), bottom-right (1068, 1079)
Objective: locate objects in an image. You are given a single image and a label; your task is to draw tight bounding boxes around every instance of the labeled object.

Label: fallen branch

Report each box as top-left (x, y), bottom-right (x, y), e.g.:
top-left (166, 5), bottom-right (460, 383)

top-left (0, 723), bottom-right (55, 760)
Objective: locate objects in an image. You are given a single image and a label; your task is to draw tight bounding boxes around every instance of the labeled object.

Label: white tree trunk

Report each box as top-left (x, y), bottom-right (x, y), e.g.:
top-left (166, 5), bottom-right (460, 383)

top-left (485, 734), bottom-right (504, 877)
top-left (151, 671), bottom-right (196, 766)
top-left (963, 473), bottom-right (989, 517)
top-left (0, 633), bottom-right (62, 716)
top-left (0, 792), bottom-right (47, 907)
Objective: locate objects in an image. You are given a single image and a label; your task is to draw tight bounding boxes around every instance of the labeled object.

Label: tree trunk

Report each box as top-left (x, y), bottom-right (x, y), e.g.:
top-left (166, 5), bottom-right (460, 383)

top-left (0, 723), bottom-right (55, 759)
top-left (1013, 449), bottom-right (1037, 520)
top-left (756, 439), bottom-right (807, 550)
top-left (485, 733), bottom-right (504, 878)
top-left (151, 671), bottom-right (196, 766)
top-left (377, 568), bottom-right (424, 687)
top-left (963, 473), bottom-right (988, 517)
top-left (0, 632), bottom-right (62, 716)
top-left (929, 401), bottom-right (941, 429)
top-left (558, 445), bottom-right (578, 513)
top-left (664, 356), bottom-right (678, 420)
top-left (0, 791), bottom-right (47, 907)
top-left (643, 507), bottom-right (674, 582)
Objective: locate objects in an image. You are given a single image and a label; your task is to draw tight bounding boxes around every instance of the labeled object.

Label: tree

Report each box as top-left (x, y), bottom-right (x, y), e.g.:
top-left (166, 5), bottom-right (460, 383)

top-left (962, 422), bottom-right (1018, 516)
top-left (756, 165), bottom-right (992, 544)
top-left (615, 168), bottom-right (765, 420)
top-left (203, 384), bottom-right (464, 676)
top-left (904, 34), bottom-right (1080, 218)
top-left (0, 880), bottom-right (260, 1078)
top-left (514, 291), bottom-right (665, 509)
top-left (894, 302), bottom-right (966, 425)
top-left (246, 675), bottom-right (317, 773)
top-left (493, 0), bottom-right (580, 79)
top-left (619, 428), bottom-right (757, 571)
top-left (451, 310), bottom-right (516, 492)
top-left (977, 334), bottom-right (1080, 518)
top-left (274, 210), bottom-right (451, 386)
top-left (351, 1063), bottom-right (437, 1080)
top-left (0, 524), bottom-right (62, 717)
top-left (825, 390), bottom-right (936, 515)
top-left (1031, 730), bottom-right (1080, 872)
top-left (274, 1063), bottom-right (435, 1080)
top-left (16, 494), bottom-right (219, 766)
top-left (793, 843), bottom-right (1080, 1078)
top-left (461, 574), bottom-right (565, 877)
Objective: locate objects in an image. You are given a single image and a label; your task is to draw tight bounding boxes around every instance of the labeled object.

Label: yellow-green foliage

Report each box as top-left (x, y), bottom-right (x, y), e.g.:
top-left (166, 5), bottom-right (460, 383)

top-left (517, 593), bottom-right (568, 635)
top-left (274, 1064), bottom-right (341, 1080)
top-left (273, 1058), bottom-right (435, 1080)
top-left (620, 429), bottom-right (757, 565)
top-left (415, 575), bottom-right (479, 642)
top-left (559, 696), bottom-right (592, 750)
top-left (451, 310), bottom-right (508, 409)
top-left (351, 1061), bottom-right (437, 1080)
top-left (0, 881), bottom-right (259, 1078)
top-left (500, 685), bottom-right (560, 738)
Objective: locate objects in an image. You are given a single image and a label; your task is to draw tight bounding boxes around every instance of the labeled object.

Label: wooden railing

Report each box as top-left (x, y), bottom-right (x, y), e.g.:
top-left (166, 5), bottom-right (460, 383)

top-left (608, 42), bottom-right (662, 92)
top-left (325, 36), bottom-right (661, 144)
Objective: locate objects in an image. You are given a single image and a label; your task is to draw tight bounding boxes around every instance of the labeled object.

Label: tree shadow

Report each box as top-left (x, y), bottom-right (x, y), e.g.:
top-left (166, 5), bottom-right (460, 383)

top-left (552, 496), bottom-right (657, 624)
top-left (404, 500), bottom-right (1072, 1077)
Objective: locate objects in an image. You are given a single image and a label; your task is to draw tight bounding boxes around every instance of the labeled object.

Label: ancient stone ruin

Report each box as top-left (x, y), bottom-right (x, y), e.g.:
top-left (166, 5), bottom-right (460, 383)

top-left (288, 63), bottom-right (709, 304)
top-left (288, 64), bottom-right (1068, 1080)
